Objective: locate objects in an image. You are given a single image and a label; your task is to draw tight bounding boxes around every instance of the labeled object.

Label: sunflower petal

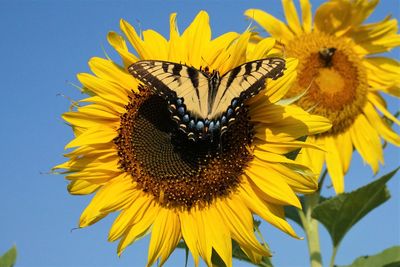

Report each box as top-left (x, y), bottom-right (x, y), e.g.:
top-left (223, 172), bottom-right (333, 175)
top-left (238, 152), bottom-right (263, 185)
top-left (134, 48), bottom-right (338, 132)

top-left (300, 0), bottom-right (312, 33)
top-left (349, 114), bottom-right (383, 174)
top-left (282, 0), bottom-right (303, 34)
top-left (244, 9), bottom-right (294, 42)
top-left (324, 136), bottom-right (345, 193)
top-left (147, 209), bottom-right (181, 267)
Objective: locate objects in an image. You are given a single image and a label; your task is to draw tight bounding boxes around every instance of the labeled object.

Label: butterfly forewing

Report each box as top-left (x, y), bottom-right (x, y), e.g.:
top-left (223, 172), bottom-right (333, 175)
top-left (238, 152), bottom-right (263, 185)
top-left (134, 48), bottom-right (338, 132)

top-left (128, 60), bottom-right (210, 118)
top-left (210, 58), bottom-right (285, 118)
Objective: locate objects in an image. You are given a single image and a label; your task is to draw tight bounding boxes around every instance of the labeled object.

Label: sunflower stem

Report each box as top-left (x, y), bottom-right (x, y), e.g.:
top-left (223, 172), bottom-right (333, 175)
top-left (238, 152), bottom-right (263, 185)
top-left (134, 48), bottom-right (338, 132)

top-left (329, 245), bottom-right (339, 267)
top-left (299, 180), bottom-right (324, 267)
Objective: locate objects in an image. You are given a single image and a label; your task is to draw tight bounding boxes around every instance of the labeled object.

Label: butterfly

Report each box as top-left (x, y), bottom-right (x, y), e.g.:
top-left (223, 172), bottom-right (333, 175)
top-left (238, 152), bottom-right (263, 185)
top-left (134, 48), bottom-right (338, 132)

top-left (128, 58), bottom-right (285, 141)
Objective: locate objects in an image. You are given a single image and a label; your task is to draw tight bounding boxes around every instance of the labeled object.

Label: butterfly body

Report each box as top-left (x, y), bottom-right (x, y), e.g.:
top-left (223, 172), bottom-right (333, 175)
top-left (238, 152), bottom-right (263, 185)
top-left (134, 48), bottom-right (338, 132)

top-left (129, 58), bottom-right (285, 141)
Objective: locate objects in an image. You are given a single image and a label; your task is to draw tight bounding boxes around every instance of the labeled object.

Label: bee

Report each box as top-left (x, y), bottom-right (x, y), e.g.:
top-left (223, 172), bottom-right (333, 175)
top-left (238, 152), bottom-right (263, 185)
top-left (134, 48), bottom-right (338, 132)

top-left (319, 47), bottom-right (336, 67)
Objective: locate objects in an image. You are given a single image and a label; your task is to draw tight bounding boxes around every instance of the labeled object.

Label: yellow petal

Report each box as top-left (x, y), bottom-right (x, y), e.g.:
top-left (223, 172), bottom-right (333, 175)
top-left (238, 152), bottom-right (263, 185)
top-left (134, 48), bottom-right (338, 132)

top-left (79, 174), bottom-right (136, 227)
top-left (367, 93), bottom-right (400, 126)
top-left (334, 131), bottom-right (353, 174)
top-left (295, 137), bottom-right (325, 177)
top-left (120, 19), bottom-right (152, 59)
top-left (118, 201), bottom-right (160, 255)
top-left (364, 57), bottom-right (400, 97)
top-left (364, 101), bottom-right (400, 146)
top-left (65, 126), bottom-right (117, 149)
top-left (300, 0), bottom-right (312, 33)
top-left (216, 196), bottom-right (270, 257)
top-left (204, 32), bottom-right (240, 71)
top-left (147, 209), bottom-right (181, 267)
top-left (247, 38), bottom-right (276, 61)
top-left (350, 114), bottom-right (383, 174)
top-left (246, 162), bottom-right (301, 208)
top-left (254, 138), bottom-right (324, 155)
top-left (239, 177), bottom-right (298, 238)
top-left (78, 73), bottom-right (130, 105)
top-left (314, 1), bottom-right (352, 36)
top-left (282, 0), bottom-right (303, 34)
top-left (181, 11), bottom-right (211, 68)
top-left (109, 192), bottom-right (153, 242)
top-left (244, 9), bottom-right (294, 42)
top-left (202, 207), bottom-right (232, 267)
top-left (142, 30), bottom-right (169, 60)
top-left (88, 57), bottom-right (137, 94)
top-left (266, 161), bottom-right (318, 193)
top-left (219, 32), bottom-right (251, 75)
top-left (351, 17), bottom-right (400, 54)
top-left (265, 58), bottom-right (298, 103)
top-left (179, 210), bottom-right (208, 266)
top-left (168, 13), bottom-right (185, 63)
top-left (107, 32), bottom-right (138, 67)
top-left (324, 136), bottom-right (345, 194)
top-left (67, 180), bottom-right (102, 195)
top-left (79, 95), bottom-right (127, 114)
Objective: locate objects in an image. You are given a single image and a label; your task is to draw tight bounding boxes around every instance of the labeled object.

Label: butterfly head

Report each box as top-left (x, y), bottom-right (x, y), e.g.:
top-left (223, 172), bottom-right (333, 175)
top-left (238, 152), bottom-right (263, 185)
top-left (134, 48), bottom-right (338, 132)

top-left (210, 70), bottom-right (221, 85)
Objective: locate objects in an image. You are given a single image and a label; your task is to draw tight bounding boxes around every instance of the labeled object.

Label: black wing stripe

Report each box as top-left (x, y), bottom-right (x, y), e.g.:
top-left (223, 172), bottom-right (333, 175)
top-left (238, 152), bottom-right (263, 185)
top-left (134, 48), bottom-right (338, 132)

top-left (129, 63), bottom-right (177, 99)
top-left (244, 62), bottom-right (253, 76)
top-left (226, 66), bottom-right (241, 89)
top-left (172, 63), bottom-right (183, 76)
top-left (186, 66), bottom-right (201, 106)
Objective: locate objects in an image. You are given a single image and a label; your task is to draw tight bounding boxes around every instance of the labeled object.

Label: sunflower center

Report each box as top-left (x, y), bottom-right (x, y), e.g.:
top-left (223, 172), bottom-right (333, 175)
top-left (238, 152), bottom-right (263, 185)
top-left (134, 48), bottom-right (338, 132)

top-left (285, 32), bottom-right (368, 135)
top-left (114, 87), bottom-right (253, 210)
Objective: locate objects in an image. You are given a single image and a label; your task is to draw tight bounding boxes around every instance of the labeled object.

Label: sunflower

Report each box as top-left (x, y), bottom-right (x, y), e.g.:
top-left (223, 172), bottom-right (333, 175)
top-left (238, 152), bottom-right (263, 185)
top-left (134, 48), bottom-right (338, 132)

top-left (246, 0), bottom-right (400, 194)
top-left (55, 11), bottom-right (331, 266)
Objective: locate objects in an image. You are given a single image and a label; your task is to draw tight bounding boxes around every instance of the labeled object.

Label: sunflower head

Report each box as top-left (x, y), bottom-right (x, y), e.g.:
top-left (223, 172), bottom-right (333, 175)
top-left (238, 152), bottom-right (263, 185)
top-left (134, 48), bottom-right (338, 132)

top-left (246, 0), bottom-right (400, 193)
top-left (56, 10), bottom-right (332, 266)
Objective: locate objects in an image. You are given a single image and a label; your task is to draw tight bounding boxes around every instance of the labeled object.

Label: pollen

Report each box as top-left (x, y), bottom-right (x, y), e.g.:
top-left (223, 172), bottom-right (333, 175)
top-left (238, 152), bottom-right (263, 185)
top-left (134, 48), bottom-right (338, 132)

top-left (114, 87), bottom-right (254, 210)
top-left (285, 32), bottom-right (368, 135)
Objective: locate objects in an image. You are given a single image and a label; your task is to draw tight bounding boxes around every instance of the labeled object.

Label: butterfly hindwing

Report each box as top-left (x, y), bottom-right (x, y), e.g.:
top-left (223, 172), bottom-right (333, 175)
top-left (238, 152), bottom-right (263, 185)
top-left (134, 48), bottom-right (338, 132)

top-left (128, 60), bottom-right (210, 118)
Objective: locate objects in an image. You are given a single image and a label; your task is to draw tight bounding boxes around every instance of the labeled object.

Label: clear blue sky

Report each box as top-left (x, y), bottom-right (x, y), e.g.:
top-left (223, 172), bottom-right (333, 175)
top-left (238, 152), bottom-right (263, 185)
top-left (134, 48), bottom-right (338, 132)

top-left (0, 1), bottom-right (399, 266)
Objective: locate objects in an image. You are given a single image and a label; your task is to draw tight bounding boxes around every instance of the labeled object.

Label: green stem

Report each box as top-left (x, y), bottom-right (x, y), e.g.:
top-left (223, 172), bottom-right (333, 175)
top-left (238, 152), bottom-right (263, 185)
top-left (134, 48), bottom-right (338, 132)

top-left (329, 245), bottom-right (339, 267)
top-left (298, 169), bottom-right (327, 267)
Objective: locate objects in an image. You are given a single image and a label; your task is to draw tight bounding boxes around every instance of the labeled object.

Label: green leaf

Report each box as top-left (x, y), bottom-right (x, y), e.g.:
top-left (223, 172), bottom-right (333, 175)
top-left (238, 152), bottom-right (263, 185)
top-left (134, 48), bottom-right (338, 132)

top-left (284, 205), bottom-right (303, 228)
top-left (336, 246), bottom-right (400, 267)
top-left (232, 240), bottom-right (273, 267)
top-left (312, 168), bottom-right (399, 247)
top-left (0, 246), bottom-right (17, 267)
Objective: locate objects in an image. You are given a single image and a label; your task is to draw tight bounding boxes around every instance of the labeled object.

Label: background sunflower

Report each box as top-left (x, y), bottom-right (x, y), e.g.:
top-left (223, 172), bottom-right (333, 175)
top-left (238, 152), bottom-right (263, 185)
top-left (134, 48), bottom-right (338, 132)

top-left (246, 0), bottom-right (400, 194)
top-left (0, 1), bottom-right (398, 267)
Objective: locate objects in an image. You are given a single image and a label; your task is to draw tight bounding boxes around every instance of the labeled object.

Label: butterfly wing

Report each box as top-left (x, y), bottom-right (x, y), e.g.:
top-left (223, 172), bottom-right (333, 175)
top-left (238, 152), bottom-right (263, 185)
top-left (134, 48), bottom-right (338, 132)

top-left (209, 58), bottom-right (285, 118)
top-left (128, 60), bottom-right (210, 119)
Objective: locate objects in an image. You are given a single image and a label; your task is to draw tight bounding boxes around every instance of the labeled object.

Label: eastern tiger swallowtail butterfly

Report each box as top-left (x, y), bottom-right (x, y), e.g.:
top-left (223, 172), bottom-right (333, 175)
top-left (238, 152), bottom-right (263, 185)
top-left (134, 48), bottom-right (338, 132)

top-left (128, 58), bottom-right (285, 141)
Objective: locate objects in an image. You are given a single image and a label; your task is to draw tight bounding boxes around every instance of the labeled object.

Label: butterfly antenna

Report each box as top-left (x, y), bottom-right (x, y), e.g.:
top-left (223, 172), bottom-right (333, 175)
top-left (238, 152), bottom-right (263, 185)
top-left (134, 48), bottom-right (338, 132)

top-left (67, 81), bottom-right (85, 93)
top-left (201, 56), bottom-right (212, 69)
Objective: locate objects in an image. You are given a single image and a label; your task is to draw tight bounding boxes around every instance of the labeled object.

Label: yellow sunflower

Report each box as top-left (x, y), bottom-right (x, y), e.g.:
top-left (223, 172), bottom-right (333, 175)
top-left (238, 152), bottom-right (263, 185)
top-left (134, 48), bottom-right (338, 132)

top-left (246, 0), bottom-right (400, 194)
top-left (55, 11), bottom-right (331, 266)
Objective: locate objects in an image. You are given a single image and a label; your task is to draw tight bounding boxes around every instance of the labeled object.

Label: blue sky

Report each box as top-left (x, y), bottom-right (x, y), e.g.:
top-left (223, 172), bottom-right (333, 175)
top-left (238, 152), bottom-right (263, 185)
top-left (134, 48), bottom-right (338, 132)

top-left (0, 0), bottom-right (399, 266)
